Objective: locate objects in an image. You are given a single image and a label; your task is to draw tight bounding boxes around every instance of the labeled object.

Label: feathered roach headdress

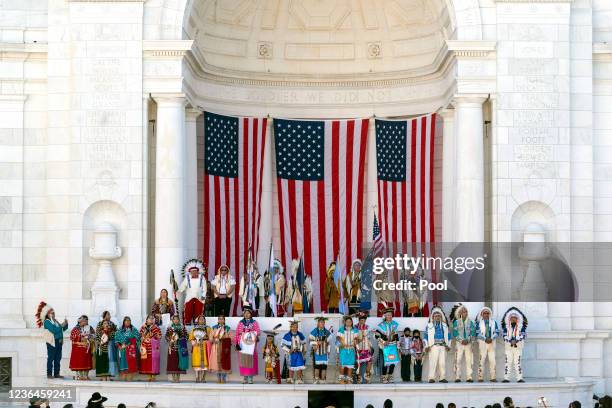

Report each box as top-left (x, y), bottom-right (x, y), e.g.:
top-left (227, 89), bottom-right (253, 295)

top-left (428, 305), bottom-right (448, 325)
top-left (501, 306), bottom-right (528, 333)
top-left (35, 301), bottom-right (52, 328)
top-left (380, 301), bottom-right (395, 316)
top-left (449, 303), bottom-right (467, 322)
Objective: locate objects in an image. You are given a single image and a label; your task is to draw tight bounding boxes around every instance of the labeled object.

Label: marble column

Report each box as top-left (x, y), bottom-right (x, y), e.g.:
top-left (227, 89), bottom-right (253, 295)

top-left (152, 94), bottom-right (187, 296)
top-left (257, 120), bottom-right (274, 270)
top-left (453, 96), bottom-right (487, 243)
top-left (452, 98), bottom-right (486, 317)
top-left (185, 108), bottom-right (201, 259)
top-left (439, 108), bottom-right (455, 244)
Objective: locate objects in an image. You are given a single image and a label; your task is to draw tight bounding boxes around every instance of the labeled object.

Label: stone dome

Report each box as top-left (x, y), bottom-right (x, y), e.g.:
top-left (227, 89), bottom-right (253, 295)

top-left (184, 0), bottom-right (454, 81)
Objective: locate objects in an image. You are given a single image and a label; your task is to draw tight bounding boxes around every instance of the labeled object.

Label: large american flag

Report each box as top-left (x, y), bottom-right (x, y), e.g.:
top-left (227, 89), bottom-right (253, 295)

top-left (375, 113), bottom-right (437, 305)
top-left (202, 112), bottom-right (267, 316)
top-left (274, 118), bottom-right (369, 312)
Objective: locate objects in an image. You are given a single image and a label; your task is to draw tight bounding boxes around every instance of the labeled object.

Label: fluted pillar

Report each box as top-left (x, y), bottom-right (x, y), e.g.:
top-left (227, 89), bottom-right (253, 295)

top-left (439, 108), bottom-right (455, 244)
top-left (185, 108), bottom-right (201, 258)
top-left (453, 96), bottom-right (487, 243)
top-left (153, 94), bottom-right (187, 295)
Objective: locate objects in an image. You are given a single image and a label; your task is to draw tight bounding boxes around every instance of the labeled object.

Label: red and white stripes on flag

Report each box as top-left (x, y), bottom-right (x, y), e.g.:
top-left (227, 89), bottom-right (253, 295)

top-left (274, 118), bottom-right (369, 312)
top-left (202, 112), bottom-right (267, 316)
top-left (375, 113), bottom-right (437, 305)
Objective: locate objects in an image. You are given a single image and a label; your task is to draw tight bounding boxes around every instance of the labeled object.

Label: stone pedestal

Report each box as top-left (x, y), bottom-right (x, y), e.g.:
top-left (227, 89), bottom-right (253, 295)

top-left (89, 222), bottom-right (122, 319)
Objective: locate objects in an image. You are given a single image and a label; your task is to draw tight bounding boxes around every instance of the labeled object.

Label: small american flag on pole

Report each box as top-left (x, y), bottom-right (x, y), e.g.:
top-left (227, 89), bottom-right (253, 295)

top-left (274, 118), bottom-right (369, 312)
top-left (202, 112), bottom-right (268, 316)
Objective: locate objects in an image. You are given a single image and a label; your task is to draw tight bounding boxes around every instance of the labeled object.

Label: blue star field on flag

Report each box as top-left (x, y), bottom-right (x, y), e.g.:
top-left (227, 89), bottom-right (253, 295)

top-left (205, 112), bottom-right (239, 178)
top-left (274, 119), bottom-right (324, 181)
top-left (375, 119), bottom-right (407, 182)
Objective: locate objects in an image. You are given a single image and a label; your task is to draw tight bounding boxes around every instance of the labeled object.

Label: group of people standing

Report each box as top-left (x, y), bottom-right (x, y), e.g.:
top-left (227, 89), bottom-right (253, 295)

top-left (36, 256), bottom-right (528, 385)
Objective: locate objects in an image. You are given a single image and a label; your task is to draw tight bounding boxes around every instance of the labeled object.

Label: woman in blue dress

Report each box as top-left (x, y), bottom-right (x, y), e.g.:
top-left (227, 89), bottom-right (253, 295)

top-left (281, 319), bottom-right (306, 384)
top-left (336, 315), bottom-right (360, 384)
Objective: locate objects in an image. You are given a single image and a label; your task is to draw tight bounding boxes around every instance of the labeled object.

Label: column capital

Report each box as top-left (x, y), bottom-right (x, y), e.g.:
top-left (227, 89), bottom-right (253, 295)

top-left (185, 107), bottom-right (202, 122)
top-left (452, 94), bottom-right (488, 107)
top-left (151, 93), bottom-right (187, 106)
top-left (438, 108), bottom-right (455, 121)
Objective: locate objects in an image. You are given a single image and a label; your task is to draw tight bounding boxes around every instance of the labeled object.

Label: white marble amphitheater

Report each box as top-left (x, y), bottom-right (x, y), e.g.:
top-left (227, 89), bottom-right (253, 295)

top-left (2, 0), bottom-right (612, 407)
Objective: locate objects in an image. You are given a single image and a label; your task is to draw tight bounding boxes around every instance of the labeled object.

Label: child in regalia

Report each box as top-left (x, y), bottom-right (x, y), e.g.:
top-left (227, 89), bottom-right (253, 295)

top-left (309, 316), bottom-right (333, 384)
top-left (282, 319), bottom-right (307, 384)
top-left (165, 314), bottom-right (189, 382)
top-left (410, 329), bottom-right (424, 382)
top-left (189, 315), bottom-right (211, 382)
top-left (336, 315), bottom-right (360, 384)
top-left (262, 324), bottom-right (282, 384)
top-left (355, 311), bottom-right (374, 384)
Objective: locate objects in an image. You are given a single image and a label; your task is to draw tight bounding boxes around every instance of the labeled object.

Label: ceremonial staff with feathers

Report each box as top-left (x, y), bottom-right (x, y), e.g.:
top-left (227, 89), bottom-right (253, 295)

top-left (170, 269), bottom-right (181, 325)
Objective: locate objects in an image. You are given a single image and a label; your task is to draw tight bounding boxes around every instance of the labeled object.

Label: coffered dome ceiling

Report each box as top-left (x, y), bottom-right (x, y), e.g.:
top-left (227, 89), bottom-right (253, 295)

top-left (184, 0), bottom-right (454, 81)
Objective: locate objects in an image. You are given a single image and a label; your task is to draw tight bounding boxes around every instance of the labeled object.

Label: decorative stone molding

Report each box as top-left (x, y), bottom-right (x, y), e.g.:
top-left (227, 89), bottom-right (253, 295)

top-left (143, 40), bottom-right (194, 58)
top-left (257, 42), bottom-right (273, 59)
top-left (446, 40), bottom-right (497, 58)
top-left (367, 42), bottom-right (382, 59)
top-left (184, 43), bottom-right (455, 88)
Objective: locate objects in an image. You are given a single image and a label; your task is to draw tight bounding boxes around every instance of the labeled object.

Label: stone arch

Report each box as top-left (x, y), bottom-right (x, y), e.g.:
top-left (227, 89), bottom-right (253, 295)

top-left (511, 200), bottom-right (557, 243)
top-left (510, 201), bottom-right (577, 304)
top-left (81, 200), bottom-right (129, 301)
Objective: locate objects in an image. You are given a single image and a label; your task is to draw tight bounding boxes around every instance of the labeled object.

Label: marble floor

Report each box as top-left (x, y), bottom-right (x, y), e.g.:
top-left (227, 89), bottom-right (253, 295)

top-left (43, 377), bottom-right (594, 408)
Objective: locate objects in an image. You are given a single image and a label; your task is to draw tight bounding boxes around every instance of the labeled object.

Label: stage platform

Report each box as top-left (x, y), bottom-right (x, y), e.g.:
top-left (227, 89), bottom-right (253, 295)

top-left (40, 377), bottom-right (594, 408)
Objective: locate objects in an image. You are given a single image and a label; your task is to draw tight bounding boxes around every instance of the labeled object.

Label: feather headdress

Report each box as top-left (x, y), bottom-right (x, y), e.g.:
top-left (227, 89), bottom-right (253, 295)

top-left (501, 306), bottom-right (528, 334)
top-left (449, 303), bottom-right (467, 322)
top-left (35, 301), bottom-right (52, 328)
top-left (428, 305), bottom-right (448, 325)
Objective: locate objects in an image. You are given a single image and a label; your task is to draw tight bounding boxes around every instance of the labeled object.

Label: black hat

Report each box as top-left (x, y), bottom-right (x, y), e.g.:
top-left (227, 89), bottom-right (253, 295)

top-left (242, 303), bottom-right (253, 313)
top-left (87, 392), bottom-right (108, 406)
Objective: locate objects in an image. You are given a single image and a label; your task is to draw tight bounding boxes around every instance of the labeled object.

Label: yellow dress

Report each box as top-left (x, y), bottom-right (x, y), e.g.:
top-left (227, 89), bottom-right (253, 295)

top-left (189, 326), bottom-right (211, 370)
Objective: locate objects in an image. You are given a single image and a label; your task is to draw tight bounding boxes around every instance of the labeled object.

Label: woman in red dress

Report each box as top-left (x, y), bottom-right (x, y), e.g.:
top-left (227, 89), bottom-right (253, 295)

top-left (139, 314), bottom-right (162, 381)
top-left (69, 315), bottom-right (95, 380)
